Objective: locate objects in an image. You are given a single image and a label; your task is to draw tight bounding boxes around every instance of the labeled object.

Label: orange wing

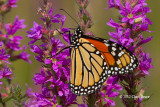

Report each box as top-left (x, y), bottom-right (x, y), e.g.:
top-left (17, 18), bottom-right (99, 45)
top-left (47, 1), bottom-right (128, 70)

top-left (86, 38), bottom-right (139, 75)
top-left (69, 37), bottom-right (139, 96)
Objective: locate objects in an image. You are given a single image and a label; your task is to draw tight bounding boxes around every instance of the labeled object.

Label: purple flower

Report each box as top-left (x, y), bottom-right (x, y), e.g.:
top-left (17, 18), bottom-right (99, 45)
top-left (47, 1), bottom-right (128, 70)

top-left (107, 18), bottom-right (120, 28)
top-left (35, 55), bottom-right (44, 62)
top-left (106, 76), bottom-right (122, 95)
top-left (139, 52), bottom-right (152, 75)
top-left (48, 6), bottom-right (53, 17)
top-left (107, 0), bottom-right (121, 9)
top-left (0, 66), bottom-right (13, 84)
top-left (0, 48), bottom-right (10, 61)
top-left (8, 0), bottom-right (18, 7)
top-left (0, 42), bottom-right (10, 63)
top-left (101, 76), bottom-right (122, 106)
top-left (18, 46), bottom-right (31, 63)
top-left (119, 2), bottom-right (139, 24)
top-left (6, 36), bottom-right (23, 51)
top-left (51, 37), bottom-right (64, 56)
top-left (26, 22), bottom-right (42, 44)
top-left (0, 42), bottom-right (3, 47)
top-left (33, 69), bottom-right (46, 85)
top-left (51, 14), bottom-right (70, 43)
top-left (51, 14), bottom-right (64, 24)
top-left (137, 35), bottom-right (153, 46)
top-left (44, 59), bottom-right (52, 64)
top-left (109, 27), bottom-right (134, 47)
top-left (56, 105), bottom-right (62, 107)
top-left (104, 98), bottom-right (115, 106)
top-left (26, 98), bottom-right (53, 107)
top-left (52, 49), bottom-right (70, 80)
top-left (107, 1), bottom-right (152, 50)
top-left (137, 97), bottom-right (143, 104)
top-left (107, 0), bottom-right (152, 26)
top-left (30, 45), bottom-right (44, 55)
top-left (0, 66), bottom-right (13, 79)
top-left (5, 16), bottom-right (26, 35)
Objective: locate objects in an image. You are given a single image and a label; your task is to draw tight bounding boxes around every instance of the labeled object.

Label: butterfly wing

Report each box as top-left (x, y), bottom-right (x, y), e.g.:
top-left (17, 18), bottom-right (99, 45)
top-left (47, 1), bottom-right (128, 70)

top-left (69, 36), bottom-right (139, 96)
top-left (83, 36), bottom-right (139, 75)
top-left (70, 39), bottom-right (107, 96)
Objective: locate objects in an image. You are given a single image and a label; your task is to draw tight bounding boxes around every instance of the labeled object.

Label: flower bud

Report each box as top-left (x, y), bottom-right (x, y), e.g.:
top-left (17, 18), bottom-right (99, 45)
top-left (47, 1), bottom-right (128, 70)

top-left (134, 17), bottom-right (143, 23)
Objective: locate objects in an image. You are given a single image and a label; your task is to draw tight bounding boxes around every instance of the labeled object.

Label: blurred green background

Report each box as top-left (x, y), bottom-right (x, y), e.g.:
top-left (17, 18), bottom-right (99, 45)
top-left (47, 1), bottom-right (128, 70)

top-left (5, 0), bottom-right (160, 107)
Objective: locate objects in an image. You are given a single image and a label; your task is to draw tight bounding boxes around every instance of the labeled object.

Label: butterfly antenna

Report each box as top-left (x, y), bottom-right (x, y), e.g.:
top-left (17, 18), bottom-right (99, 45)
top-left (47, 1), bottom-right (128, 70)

top-left (60, 9), bottom-right (80, 26)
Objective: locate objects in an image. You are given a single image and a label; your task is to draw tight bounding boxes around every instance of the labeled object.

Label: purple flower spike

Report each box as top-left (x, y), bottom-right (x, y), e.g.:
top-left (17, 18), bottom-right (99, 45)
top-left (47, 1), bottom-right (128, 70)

top-left (106, 0), bottom-right (152, 106)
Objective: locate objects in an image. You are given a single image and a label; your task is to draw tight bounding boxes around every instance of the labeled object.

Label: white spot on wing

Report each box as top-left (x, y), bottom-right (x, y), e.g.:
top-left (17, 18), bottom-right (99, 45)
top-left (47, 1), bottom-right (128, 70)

top-left (108, 70), bottom-right (111, 74)
top-left (112, 47), bottom-right (116, 51)
top-left (117, 60), bottom-right (121, 65)
top-left (111, 51), bottom-right (116, 56)
top-left (105, 43), bottom-right (110, 47)
top-left (112, 43), bottom-right (116, 46)
top-left (91, 44), bottom-right (94, 47)
top-left (96, 51), bottom-right (100, 54)
top-left (115, 67), bottom-right (118, 71)
top-left (118, 53), bottom-right (122, 57)
top-left (104, 40), bottom-right (109, 43)
top-left (131, 59), bottom-right (134, 63)
top-left (101, 55), bottom-right (104, 59)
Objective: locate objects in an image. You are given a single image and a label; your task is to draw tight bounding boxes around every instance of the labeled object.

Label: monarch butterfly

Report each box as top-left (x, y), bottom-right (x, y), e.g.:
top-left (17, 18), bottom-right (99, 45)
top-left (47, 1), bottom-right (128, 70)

top-left (53, 9), bottom-right (139, 96)
top-left (56, 26), bottom-right (138, 96)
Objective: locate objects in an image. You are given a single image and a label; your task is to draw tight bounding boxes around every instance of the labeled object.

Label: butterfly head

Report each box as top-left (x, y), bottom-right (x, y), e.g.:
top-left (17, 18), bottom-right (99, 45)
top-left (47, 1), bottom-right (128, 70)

top-left (70, 26), bottom-right (83, 46)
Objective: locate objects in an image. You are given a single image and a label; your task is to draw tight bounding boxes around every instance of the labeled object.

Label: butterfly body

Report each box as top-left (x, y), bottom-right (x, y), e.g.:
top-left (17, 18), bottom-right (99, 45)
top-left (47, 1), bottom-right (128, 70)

top-left (68, 27), bottom-right (139, 96)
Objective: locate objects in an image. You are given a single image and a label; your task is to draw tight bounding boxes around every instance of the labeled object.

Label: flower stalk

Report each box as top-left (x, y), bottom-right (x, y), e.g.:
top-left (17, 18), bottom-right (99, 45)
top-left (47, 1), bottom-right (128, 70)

top-left (26, 0), bottom-right (77, 106)
top-left (76, 0), bottom-right (93, 35)
top-left (0, 0), bottom-right (31, 106)
top-left (107, 0), bottom-right (152, 106)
